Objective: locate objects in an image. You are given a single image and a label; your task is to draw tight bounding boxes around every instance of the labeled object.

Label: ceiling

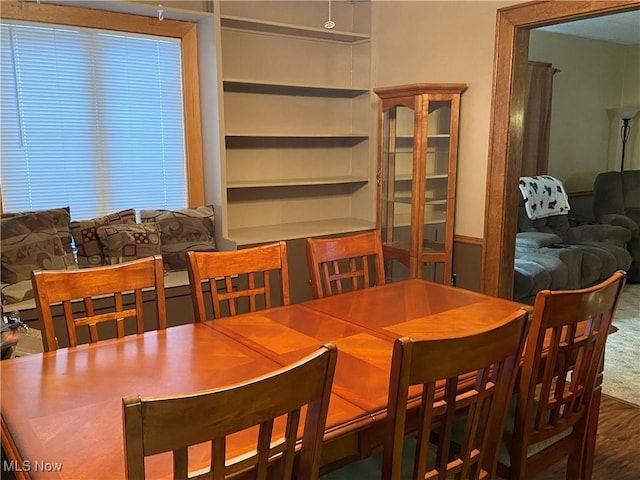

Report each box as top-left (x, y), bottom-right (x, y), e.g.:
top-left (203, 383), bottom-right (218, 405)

top-left (537, 10), bottom-right (640, 45)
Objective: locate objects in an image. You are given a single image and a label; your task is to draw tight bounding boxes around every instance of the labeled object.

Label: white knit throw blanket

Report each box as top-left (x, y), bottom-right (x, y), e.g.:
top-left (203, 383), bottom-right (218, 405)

top-left (518, 175), bottom-right (571, 220)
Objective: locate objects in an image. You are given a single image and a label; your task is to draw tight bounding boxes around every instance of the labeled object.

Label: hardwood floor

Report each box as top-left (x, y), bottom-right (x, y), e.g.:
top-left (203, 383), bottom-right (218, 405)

top-left (535, 394), bottom-right (640, 480)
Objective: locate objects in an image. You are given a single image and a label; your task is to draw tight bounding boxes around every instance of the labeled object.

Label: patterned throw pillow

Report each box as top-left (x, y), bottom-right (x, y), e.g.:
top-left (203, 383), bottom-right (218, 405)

top-left (96, 223), bottom-right (162, 265)
top-left (1, 211), bottom-right (72, 291)
top-left (140, 206), bottom-right (216, 270)
top-left (1, 280), bottom-right (34, 304)
top-left (1, 207), bottom-right (76, 268)
top-left (70, 209), bottom-right (137, 267)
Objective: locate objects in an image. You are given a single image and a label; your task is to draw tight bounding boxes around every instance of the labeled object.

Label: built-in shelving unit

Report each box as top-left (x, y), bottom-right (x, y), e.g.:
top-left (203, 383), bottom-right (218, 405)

top-left (220, 15), bottom-right (370, 43)
top-left (216, 1), bottom-right (373, 246)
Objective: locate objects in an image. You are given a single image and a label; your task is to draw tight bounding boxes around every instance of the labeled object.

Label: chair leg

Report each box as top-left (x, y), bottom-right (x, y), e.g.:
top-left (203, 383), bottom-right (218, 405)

top-left (576, 387), bottom-right (602, 480)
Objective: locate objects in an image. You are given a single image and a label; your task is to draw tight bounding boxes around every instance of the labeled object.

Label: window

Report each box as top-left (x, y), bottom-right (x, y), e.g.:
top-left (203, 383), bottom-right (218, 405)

top-left (0, 3), bottom-right (204, 218)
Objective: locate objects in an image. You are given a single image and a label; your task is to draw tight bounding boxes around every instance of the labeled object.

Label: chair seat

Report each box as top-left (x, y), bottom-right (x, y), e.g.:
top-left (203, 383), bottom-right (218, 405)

top-left (322, 439), bottom-right (420, 480)
top-left (497, 397), bottom-right (573, 468)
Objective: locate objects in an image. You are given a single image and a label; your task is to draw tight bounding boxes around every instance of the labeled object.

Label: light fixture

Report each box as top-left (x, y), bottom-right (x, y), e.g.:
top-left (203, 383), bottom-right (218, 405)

top-left (614, 106), bottom-right (640, 171)
top-left (324, 0), bottom-right (335, 29)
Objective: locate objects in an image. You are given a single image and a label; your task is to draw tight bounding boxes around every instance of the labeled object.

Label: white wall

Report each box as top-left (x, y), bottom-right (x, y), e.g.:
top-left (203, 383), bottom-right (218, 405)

top-left (529, 30), bottom-right (640, 192)
top-left (371, 1), bottom-right (519, 239)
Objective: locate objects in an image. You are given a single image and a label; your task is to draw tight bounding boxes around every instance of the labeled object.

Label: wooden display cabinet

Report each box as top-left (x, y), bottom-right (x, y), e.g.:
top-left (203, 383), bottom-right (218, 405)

top-left (374, 83), bottom-right (467, 284)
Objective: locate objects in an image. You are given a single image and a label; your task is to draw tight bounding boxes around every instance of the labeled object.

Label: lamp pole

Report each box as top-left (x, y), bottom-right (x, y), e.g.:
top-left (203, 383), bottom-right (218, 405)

top-left (614, 107), bottom-right (639, 172)
top-left (620, 118), bottom-right (631, 172)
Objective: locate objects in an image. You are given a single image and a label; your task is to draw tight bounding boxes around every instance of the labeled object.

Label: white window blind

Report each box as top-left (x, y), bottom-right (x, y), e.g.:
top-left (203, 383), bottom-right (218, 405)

top-left (1, 21), bottom-right (187, 220)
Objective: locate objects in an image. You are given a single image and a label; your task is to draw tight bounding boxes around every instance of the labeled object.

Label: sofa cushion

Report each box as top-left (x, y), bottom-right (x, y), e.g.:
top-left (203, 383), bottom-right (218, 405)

top-left (70, 209), bottom-right (137, 267)
top-left (140, 206), bottom-right (216, 270)
top-left (1, 207), bottom-right (76, 268)
top-left (514, 258), bottom-right (553, 304)
top-left (516, 232), bottom-right (562, 249)
top-left (1, 211), bottom-right (73, 302)
top-left (1, 280), bottom-right (34, 304)
top-left (621, 170), bottom-right (640, 210)
top-left (625, 208), bottom-right (640, 234)
top-left (96, 223), bottom-right (162, 265)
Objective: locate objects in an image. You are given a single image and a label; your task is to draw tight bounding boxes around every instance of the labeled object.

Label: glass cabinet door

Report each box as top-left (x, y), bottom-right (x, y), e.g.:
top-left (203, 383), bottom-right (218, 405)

top-left (380, 103), bottom-right (415, 272)
top-left (421, 100), bottom-right (452, 281)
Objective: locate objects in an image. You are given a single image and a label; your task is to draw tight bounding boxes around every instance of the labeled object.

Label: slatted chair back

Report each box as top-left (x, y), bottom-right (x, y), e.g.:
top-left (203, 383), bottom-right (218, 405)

top-left (32, 255), bottom-right (167, 351)
top-left (187, 242), bottom-right (290, 321)
top-left (305, 230), bottom-right (385, 299)
top-left (122, 343), bottom-right (337, 480)
top-left (502, 270), bottom-right (626, 480)
top-left (383, 309), bottom-right (530, 480)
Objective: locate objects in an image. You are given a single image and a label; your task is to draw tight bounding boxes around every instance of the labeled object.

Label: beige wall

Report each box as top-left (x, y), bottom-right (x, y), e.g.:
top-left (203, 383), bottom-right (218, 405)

top-left (371, 1), bottom-right (519, 239)
top-left (621, 43), bottom-right (640, 171)
top-left (529, 30), bottom-right (640, 193)
top-left (142, 0), bottom-right (520, 240)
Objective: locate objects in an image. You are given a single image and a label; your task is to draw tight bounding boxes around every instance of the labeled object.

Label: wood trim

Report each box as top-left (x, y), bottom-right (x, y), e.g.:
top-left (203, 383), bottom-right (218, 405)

top-left (454, 235), bottom-right (483, 247)
top-left (1, 1), bottom-right (206, 207)
top-left (181, 24), bottom-right (206, 206)
top-left (567, 190), bottom-right (593, 198)
top-left (0, 1), bottom-right (194, 37)
top-left (481, 0), bottom-right (640, 299)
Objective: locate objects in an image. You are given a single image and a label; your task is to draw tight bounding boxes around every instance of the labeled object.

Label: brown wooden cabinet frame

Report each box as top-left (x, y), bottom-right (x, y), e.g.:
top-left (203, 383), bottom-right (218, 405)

top-left (375, 84), bottom-right (467, 284)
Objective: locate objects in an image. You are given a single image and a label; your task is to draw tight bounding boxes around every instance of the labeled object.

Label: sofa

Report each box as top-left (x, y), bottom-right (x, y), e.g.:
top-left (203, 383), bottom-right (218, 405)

top-left (593, 170), bottom-right (640, 282)
top-left (1, 206), bottom-right (217, 307)
top-left (513, 176), bottom-right (632, 303)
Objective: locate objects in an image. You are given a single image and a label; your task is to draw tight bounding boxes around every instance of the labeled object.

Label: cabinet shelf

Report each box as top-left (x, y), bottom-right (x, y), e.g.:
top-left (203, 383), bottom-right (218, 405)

top-left (397, 134), bottom-right (451, 140)
top-left (394, 195), bottom-right (447, 205)
top-left (395, 173), bottom-right (448, 181)
top-left (228, 218), bottom-right (376, 246)
top-left (227, 176), bottom-right (368, 188)
top-left (223, 79), bottom-right (369, 97)
top-left (225, 133), bottom-right (368, 139)
top-left (220, 15), bottom-right (370, 43)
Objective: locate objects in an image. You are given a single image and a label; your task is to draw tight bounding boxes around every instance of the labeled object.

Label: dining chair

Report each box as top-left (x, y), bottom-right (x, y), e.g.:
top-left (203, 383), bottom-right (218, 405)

top-left (122, 342), bottom-right (338, 480)
top-left (32, 255), bottom-right (167, 351)
top-left (186, 241), bottom-right (290, 321)
top-left (497, 270), bottom-right (626, 480)
top-left (322, 309), bottom-right (530, 480)
top-left (305, 230), bottom-right (385, 299)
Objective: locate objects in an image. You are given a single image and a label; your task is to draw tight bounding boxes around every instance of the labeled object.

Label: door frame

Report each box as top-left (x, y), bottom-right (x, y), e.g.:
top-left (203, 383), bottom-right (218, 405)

top-left (481, 0), bottom-right (640, 299)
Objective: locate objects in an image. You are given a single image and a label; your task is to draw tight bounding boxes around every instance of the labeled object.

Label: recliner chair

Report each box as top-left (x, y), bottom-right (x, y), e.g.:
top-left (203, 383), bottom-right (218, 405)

top-left (593, 170), bottom-right (640, 282)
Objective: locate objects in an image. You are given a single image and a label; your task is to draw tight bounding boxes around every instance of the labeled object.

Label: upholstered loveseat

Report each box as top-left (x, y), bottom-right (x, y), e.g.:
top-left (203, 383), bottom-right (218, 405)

top-left (593, 170), bottom-right (640, 282)
top-left (1, 206), bottom-right (216, 306)
top-left (513, 176), bottom-right (632, 303)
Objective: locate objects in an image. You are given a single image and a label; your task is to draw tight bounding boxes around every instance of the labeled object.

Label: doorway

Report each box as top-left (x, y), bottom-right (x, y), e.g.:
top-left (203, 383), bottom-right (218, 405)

top-left (481, 0), bottom-right (640, 300)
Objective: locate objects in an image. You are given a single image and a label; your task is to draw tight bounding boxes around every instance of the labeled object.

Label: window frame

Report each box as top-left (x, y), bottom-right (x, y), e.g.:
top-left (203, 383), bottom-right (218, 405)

top-left (0, 0), bottom-right (205, 212)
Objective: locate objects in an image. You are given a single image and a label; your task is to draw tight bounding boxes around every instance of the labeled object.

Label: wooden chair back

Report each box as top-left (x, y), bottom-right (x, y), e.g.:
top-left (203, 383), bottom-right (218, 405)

top-left (187, 242), bottom-right (290, 321)
top-left (503, 270), bottom-right (626, 479)
top-left (383, 309), bottom-right (530, 480)
top-left (32, 255), bottom-right (167, 351)
top-left (305, 230), bottom-right (385, 299)
top-left (122, 343), bottom-right (338, 480)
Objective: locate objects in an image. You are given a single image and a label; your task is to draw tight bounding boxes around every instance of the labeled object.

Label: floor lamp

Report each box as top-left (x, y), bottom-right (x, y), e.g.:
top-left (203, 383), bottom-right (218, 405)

top-left (615, 106), bottom-right (640, 172)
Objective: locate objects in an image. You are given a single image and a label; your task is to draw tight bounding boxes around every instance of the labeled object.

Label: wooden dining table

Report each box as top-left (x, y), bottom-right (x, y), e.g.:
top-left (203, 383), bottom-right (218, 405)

top-left (1, 278), bottom-right (526, 479)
